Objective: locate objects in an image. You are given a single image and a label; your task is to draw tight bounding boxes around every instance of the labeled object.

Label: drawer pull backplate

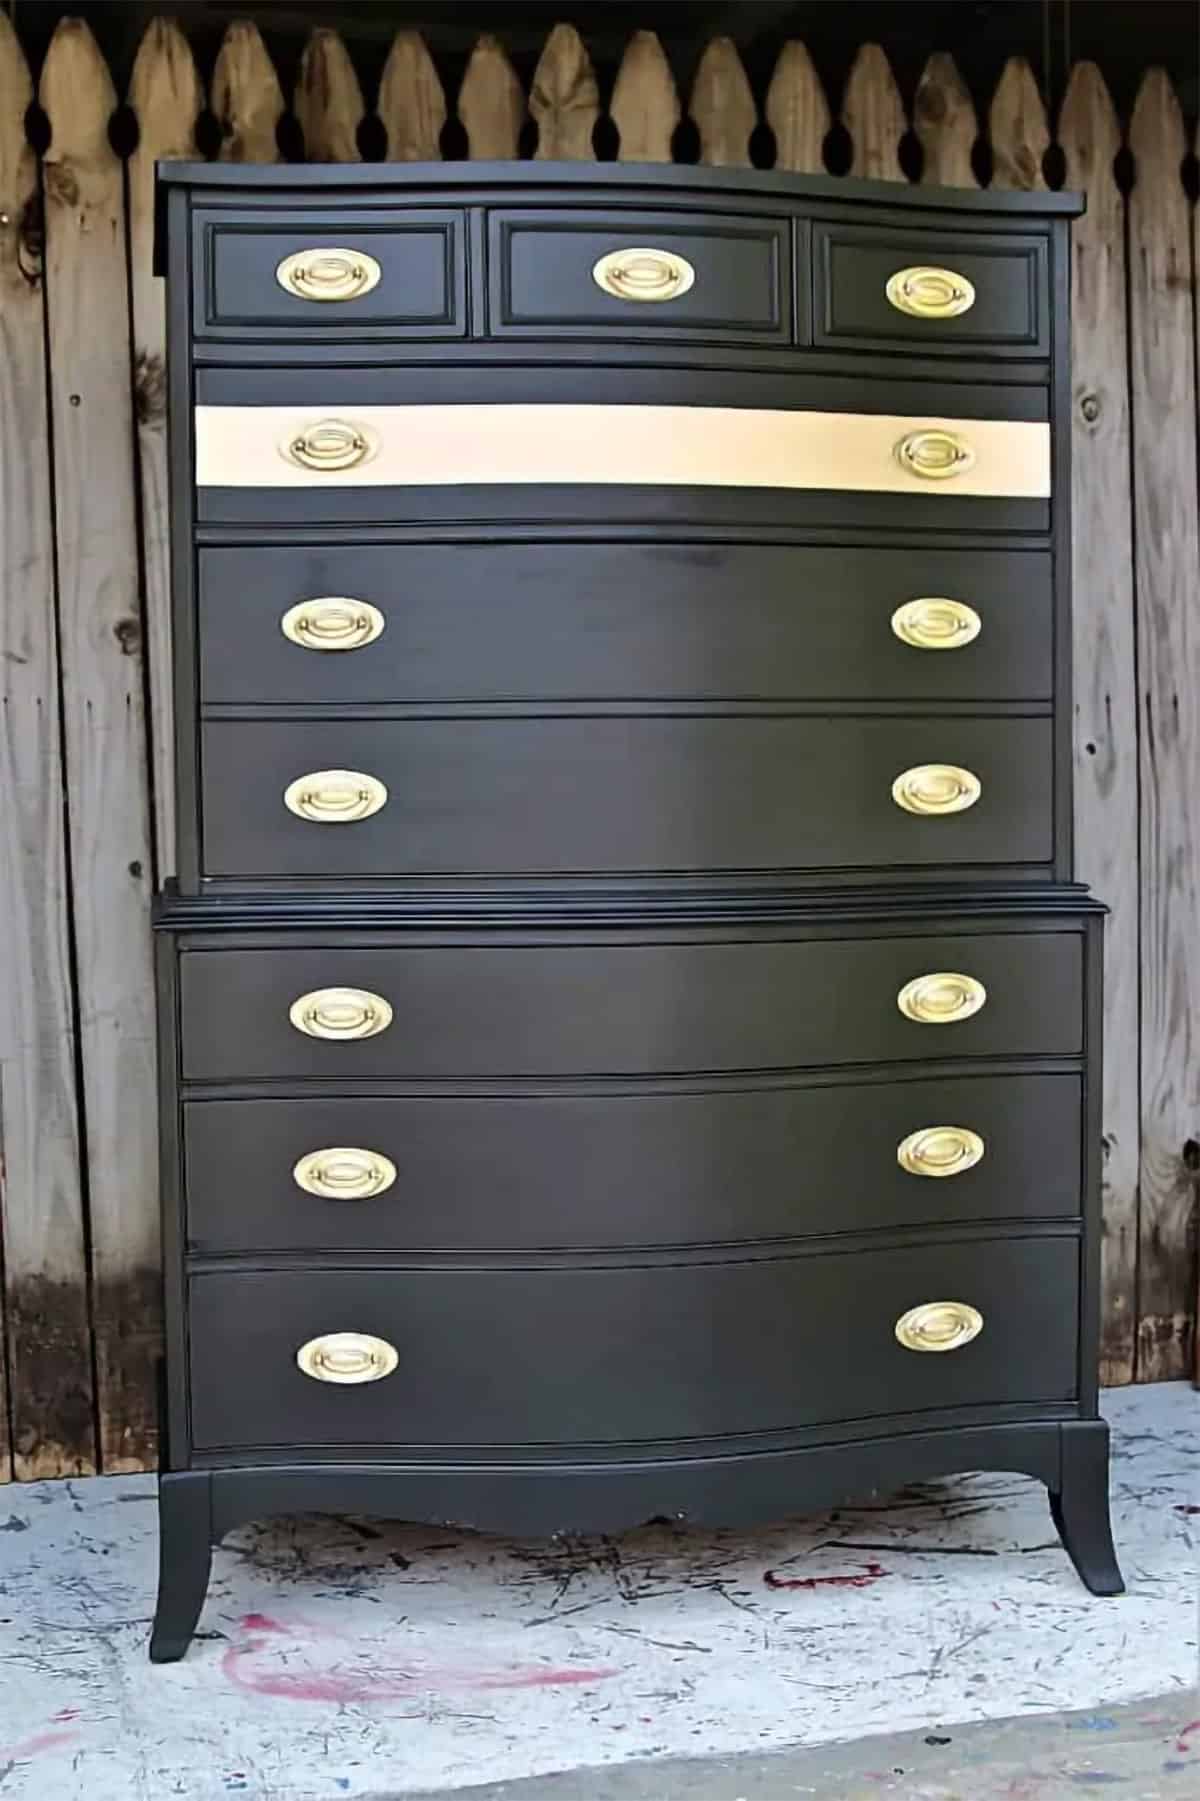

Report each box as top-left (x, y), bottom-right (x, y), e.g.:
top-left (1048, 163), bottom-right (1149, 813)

top-left (281, 597), bottom-right (386, 651)
top-left (592, 247), bottom-right (696, 303)
top-left (895, 1300), bottom-right (984, 1353)
top-left (892, 763), bottom-right (981, 816)
top-left (282, 419), bottom-right (378, 473)
top-left (289, 987), bottom-right (393, 1041)
top-left (276, 248), bottom-right (382, 303)
top-left (897, 1126), bottom-right (986, 1178)
top-left (885, 265), bottom-right (976, 320)
top-left (897, 972), bottom-right (987, 1025)
top-left (293, 1147), bottom-right (398, 1201)
top-left (891, 596), bottom-right (981, 650)
top-left (895, 428), bottom-right (976, 481)
top-left (296, 1331), bottom-right (398, 1384)
top-left (284, 769), bottom-right (388, 823)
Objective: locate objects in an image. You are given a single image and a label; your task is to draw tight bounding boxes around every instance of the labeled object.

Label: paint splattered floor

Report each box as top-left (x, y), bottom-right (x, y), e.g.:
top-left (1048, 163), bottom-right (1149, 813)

top-left (0, 1383), bottom-right (1195, 1800)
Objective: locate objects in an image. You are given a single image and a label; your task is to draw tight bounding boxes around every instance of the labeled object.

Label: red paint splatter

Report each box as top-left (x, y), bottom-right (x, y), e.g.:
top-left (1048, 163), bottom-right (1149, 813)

top-left (1175, 1719), bottom-right (1200, 1754)
top-left (1, 1729), bottom-right (79, 1760)
top-left (239, 1613), bottom-right (291, 1634)
top-left (764, 1561), bottom-right (890, 1591)
top-left (49, 1708), bottom-right (81, 1723)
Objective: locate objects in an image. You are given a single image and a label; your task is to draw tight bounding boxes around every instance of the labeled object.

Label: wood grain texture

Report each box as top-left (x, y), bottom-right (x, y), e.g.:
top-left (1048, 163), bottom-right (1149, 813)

top-left (530, 23), bottom-right (598, 160)
top-left (0, 10), bottom-right (93, 1480)
top-left (765, 40), bottom-right (829, 176)
top-left (378, 30), bottom-right (445, 161)
top-left (295, 28), bottom-right (363, 163)
top-left (1128, 69), bottom-right (1200, 1382)
top-left (842, 43), bottom-right (905, 183)
top-left (127, 17), bottom-right (201, 883)
top-left (988, 57), bottom-right (1049, 191)
top-left (611, 31), bottom-right (678, 163)
top-left (40, 18), bottom-right (159, 1470)
top-left (212, 19), bottom-right (282, 163)
top-left (914, 52), bottom-right (978, 188)
top-left (690, 36), bottom-right (756, 170)
top-left (459, 35), bottom-right (525, 160)
top-left (1059, 62), bottom-right (1139, 1387)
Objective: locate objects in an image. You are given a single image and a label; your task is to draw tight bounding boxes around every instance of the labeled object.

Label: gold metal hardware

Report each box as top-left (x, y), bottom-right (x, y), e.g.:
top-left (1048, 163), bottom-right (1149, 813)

top-left (296, 1331), bottom-right (399, 1384)
top-left (283, 769), bottom-right (388, 824)
top-left (592, 247), bottom-right (696, 302)
top-left (293, 1147), bottom-right (398, 1201)
top-left (288, 987), bottom-right (394, 1041)
top-left (895, 428), bottom-right (976, 481)
top-left (890, 597), bottom-right (981, 651)
top-left (280, 597), bottom-right (386, 651)
top-left (895, 1300), bottom-right (984, 1353)
top-left (897, 972), bottom-right (987, 1025)
top-left (896, 1126), bottom-right (986, 1179)
top-left (885, 265), bottom-right (976, 320)
top-left (281, 419), bottom-right (378, 473)
top-left (891, 763), bottom-right (982, 817)
top-left (276, 247), bottom-right (382, 303)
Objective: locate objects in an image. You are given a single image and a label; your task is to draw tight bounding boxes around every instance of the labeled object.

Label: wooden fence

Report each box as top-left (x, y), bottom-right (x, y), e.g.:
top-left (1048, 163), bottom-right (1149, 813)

top-left (0, 13), bottom-right (1197, 1482)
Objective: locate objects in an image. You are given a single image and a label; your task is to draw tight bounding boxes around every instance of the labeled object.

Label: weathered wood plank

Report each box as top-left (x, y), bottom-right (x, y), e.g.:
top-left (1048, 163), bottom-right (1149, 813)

top-left (842, 43), bottom-right (905, 183)
top-left (530, 23), bottom-right (598, 160)
top-left (765, 40), bottom-right (829, 175)
top-left (295, 27), bottom-right (363, 163)
top-left (1128, 69), bottom-right (1200, 1382)
top-left (459, 34), bottom-right (524, 160)
top-left (690, 36), bottom-right (756, 169)
top-left (0, 10), bottom-right (93, 1480)
top-left (988, 57), bottom-right (1048, 190)
top-left (914, 52), bottom-right (978, 187)
top-left (212, 19), bottom-right (283, 163)
top-left (41, 18), bottom-right (159, 1470)
top-left (1060, 61), bottom-right (1139, 1387)
top-left (378, 30), bottom-right (445, 161)
top-left (127, 17), bottom-right (201, 884)
top-left (611, 31), bottom-right (678, 163)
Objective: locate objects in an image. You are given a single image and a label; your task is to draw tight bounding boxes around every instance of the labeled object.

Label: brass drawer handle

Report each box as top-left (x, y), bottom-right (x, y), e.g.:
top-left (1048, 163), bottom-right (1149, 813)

top-left (897, 1126), bottom-right (986, 1179)
top-left (293, 1147), bottom-right (398, 1201)
top-left (891, 597), bottom-right (981, 651)
top-left (592, 246), bottom-right (696, 303)
top-left (296, 1331), bottom-right (398, 1384)
top-left (895, 429), bottom-right (976, 482)
top-left (897, 972), bottom-right (987, 1025)
top-left (885, 265), bottom-right (976, 320)
top-left (276, 247), bottom-right (382, 303)
top-left (284, 769), bottom-right (387, 824)
top-left (892, 763), bottom-right (981, 817)
top-left (895, 1300), bottom-right (984, 1353)
top-left (281, 597), bottom-right (386, 651)
top-left (289, 986), bottom-right (393, 1041)
top-left (281, 419), bottom-right (378, 473)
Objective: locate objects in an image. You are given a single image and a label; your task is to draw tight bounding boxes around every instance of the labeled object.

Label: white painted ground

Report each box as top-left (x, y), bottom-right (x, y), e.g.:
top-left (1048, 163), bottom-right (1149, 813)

top-left (0, 1384), bottom-right (1195, 1799)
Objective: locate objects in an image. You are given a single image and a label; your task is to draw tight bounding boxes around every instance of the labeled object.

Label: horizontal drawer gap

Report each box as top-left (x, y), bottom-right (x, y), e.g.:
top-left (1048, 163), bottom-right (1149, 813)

top-left (201, 700), bottom-right (1055, 722)
top-left (193, 524), bottom-right (1055, 553)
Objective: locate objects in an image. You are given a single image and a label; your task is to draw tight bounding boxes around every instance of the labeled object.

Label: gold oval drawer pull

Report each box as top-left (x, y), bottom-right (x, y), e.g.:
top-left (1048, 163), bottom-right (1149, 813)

top-left (895, 428), bottom-right (976, 482)
top-left (293, 1147), bottom-right (398, 1201)
top-left (281, 597), bottom-right (386, 651)
top-left (891, 597), bottom-right (981, 651)
top-left (895, 1300), bottom-right (984, 1353)
top-left (282, 419), bottom-right (378, 473)
top-left (897, 1126), bottom-right (986, 1179)
top-left (897, 972), bottom-right (987, 1025)
top-left (276, 247), bottom-right (382, 303)
top-left (892, 763), bottom-right (981, 817)
top-left (592, 246), bottom-right (696, 303)
top-left (284, 769), bottom-right (387, 824)
top-left (289, 986), bottom-right (394, 1041)
top-left (296, 1331), bottom-right (398, 1384)
top-left (885, 265), bottom-right (976, 320)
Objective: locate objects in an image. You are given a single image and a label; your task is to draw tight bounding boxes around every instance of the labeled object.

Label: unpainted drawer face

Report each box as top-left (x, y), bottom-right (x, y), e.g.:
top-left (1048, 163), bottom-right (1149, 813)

top-left (814, 224), bottom-right (1049, 357)
top-left (197, 544), bottom-right (1054, 707)
top-left (178, 932), bottom-right (1084, 1082)
top-left (187, 1237), bottom-right (1080, 1452)
top-left (183, 1072), bottom-right (1083, 1255)
top-left (200, 716), bottom-right (1053, 881)
top-left (489, 209), bottom-right (791, 341)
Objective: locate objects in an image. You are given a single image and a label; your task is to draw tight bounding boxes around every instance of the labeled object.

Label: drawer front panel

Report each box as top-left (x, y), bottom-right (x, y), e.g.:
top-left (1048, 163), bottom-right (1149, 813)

top-left (815, 224), bottom-right (1049, 356)
top-left (198, 544), bottom-right (1054, 707)
top-left (489, 209), bottom-right (790, 340)
top-left (183, 1073), bottom-right (1083, 1254)
top-left (178, 933), bottom-right (1084, 1081)
top-left (200, 716), bottom-right (1053, 881)
top-left (187, 1238), bottom-right (1080, 1451)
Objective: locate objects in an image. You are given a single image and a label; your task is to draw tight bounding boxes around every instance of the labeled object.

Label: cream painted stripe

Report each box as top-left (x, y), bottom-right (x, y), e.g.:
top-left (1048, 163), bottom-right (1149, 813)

top-left (195, 404), bottom-right (1051, 498)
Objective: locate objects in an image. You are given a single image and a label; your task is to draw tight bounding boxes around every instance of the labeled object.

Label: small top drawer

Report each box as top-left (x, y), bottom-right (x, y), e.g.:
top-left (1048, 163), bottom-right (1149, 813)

top-left (814, 223), bottom-right (1048, 358)
top-left (191, 208), bottom-right (467, 340)
top-left (488, 208), bottom-right (792, 342)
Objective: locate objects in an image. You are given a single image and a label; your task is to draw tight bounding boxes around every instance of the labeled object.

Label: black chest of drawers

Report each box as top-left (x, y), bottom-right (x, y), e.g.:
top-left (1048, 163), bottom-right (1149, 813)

top-left (148, 162), bottom-right (1121, 1662)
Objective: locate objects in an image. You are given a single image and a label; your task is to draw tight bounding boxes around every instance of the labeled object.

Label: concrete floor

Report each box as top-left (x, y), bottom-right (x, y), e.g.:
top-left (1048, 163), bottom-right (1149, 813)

top-left (0, 1383), bottom-right (1195, 1799)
